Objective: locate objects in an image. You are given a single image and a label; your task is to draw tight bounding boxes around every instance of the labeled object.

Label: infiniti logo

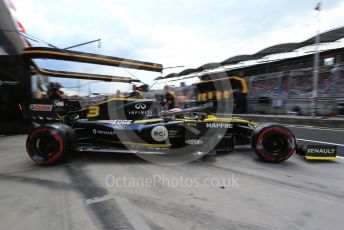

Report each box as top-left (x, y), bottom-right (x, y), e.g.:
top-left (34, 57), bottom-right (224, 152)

top-left (135, 103), bottom-right (147, 110)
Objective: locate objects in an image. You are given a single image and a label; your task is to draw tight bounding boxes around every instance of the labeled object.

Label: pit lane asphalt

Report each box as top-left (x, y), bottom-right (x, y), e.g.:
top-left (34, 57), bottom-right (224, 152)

top-left (0, 126), bottom-right (343, 230)
top-left (286, 125), bottom-right (344, 157)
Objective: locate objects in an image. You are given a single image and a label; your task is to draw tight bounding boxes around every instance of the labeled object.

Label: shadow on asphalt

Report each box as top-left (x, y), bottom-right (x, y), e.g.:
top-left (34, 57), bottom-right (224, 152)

top-left (68, 147), bottom-right (305, 169)
top-left (300, 157), bottom-right (341, 164)
top-left (70, 148), bottom-right (249, 165)
top-left (70, 151), bottom-right (150, 165)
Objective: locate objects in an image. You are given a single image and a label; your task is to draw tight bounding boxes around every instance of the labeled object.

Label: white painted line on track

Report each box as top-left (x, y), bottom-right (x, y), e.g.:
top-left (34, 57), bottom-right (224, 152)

top-left (86, 194), bottom-right (113, 205)
top-left (297, 138), bottom-right (344, 147)
top-left (284, 124), bottom-right (344, 132)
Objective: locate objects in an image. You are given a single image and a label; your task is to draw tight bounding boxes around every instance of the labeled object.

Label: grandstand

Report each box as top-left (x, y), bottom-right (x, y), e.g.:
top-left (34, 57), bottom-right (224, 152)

top-left (158, 26), bottom-right (344, 116)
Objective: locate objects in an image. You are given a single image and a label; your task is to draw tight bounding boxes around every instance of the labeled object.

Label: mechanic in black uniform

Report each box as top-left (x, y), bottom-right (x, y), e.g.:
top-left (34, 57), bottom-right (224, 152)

top-left (164, 85), bottom-right (176, 110)
top-left (48, 82), bottom-right (64, 100)
top-left (129, 84), bottom-right (143, 98)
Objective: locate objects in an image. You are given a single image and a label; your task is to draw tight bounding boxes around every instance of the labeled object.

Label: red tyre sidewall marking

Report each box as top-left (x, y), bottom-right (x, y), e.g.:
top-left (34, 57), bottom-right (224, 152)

top-left (273, 127), bottom-right (296, 161)
top-left (255, 127), bottom-right (296, 161)
top-left (27, 128), bottom-right (64, 164)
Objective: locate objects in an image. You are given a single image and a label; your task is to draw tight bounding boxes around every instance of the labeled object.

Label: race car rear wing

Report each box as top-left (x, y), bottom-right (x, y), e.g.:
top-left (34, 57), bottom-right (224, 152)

top-left (23, 99), bottom-right (84, 124)
top-left (22, 47), bottom-right (163, 72)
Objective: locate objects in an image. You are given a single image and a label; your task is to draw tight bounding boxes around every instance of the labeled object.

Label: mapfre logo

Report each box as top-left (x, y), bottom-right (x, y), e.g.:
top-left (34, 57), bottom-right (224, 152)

top-left (151, 126), bottom-right (168, 142)
top-left (29, 104), bottom-right (53, 112)
top-left (134, 103), bottom-right (147, 110)
top-left (206, 123), bottom-right (232, 129)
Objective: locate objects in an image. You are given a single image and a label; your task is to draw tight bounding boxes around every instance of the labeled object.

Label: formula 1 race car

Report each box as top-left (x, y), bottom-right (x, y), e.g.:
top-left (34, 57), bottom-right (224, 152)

top-left (22, 46), bottom-right (338, 165)
top-left (26, 99), bottom-right (319, 165)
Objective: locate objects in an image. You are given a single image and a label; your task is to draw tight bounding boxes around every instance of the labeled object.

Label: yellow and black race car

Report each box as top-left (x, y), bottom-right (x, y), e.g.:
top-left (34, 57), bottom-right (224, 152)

top-left (22, 47), bottom-right (336, 165)
top-left (25, 99), bottom-right (336, 165)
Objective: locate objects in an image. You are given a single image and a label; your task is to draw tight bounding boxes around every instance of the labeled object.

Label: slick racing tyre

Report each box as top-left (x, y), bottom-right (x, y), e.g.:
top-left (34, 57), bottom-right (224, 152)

top-left (251, 123), bottom-right (296, 163)
top-left (26, 123), bottom-right (75, 165)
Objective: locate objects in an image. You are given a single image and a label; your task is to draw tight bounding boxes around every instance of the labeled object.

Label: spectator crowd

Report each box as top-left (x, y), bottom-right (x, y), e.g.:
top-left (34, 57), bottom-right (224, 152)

top-left (249, 68), bottom-right (344, 99)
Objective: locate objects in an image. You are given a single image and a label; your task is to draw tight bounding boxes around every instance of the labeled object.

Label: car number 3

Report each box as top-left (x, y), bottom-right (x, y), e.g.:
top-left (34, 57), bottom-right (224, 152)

top-left (87, 106), bottom-right (100, 118)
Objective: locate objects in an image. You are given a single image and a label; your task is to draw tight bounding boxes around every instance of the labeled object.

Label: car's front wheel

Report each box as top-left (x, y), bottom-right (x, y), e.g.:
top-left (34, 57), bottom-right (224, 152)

top-left (251, 123), bottom-right (296, 163)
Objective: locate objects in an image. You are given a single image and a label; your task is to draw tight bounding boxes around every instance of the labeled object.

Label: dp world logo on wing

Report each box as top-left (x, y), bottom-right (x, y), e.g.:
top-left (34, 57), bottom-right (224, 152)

top-left (135, 103), bottom-right (147, 110)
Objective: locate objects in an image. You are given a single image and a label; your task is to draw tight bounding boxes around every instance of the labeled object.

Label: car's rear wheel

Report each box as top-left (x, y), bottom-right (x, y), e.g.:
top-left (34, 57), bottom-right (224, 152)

top-left (26, 123), bottom-right (75, 165)
top-left (251, 123), bottom-right (296, 163)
